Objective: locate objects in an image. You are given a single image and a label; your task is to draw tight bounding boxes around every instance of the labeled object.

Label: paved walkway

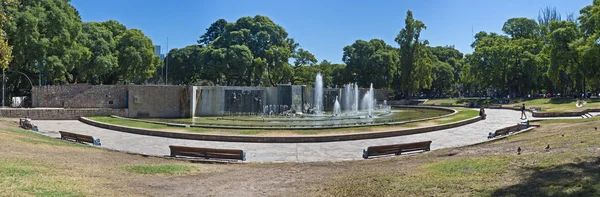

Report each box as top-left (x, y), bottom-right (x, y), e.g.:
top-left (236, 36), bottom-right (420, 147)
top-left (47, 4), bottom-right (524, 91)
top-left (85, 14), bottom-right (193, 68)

top-left (32, 109), bottom-right (589, 163)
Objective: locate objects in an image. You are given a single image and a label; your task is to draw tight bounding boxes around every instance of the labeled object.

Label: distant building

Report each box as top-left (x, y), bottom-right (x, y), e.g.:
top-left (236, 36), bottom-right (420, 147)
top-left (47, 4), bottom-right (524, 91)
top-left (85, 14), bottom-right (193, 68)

top-left (154, 45), bottom-right (165, 60)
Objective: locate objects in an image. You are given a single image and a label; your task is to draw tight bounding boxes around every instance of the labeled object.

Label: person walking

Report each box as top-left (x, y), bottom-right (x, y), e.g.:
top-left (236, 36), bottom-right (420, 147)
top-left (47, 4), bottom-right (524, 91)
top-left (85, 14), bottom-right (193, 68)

top-left (521, 103), bottom-right (527, 119)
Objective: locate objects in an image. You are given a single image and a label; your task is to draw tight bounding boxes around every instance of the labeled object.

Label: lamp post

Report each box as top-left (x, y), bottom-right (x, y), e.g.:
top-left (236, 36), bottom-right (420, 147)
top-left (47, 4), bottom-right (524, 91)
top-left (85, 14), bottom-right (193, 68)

top-left (1, 70), bottom-right (35, 108)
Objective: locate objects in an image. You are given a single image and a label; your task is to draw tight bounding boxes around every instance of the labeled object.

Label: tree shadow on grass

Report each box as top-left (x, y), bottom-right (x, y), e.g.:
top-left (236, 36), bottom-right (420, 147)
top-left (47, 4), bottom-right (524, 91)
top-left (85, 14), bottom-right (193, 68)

top-left (492, 158), bottom-right (600, 197)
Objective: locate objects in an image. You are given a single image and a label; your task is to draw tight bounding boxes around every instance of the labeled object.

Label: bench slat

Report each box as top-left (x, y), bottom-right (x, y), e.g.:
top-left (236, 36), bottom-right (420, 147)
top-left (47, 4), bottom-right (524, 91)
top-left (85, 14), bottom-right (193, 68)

top-left (169, 145), bottom-right (245, 161)
top-left (59, 131), bottom-right (100, 145)
top-left (363, 141), bottom-right (432, 159)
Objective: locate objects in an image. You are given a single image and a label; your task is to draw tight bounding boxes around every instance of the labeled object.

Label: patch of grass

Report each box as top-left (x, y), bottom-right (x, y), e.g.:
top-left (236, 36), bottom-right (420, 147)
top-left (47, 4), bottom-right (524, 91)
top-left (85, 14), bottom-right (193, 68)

top-left (88, 117), bottom-right (209, 133)
top-left (0, 160), bottom-right (38, 178)
top-left (121, 164), bottom-right (198, 175)
top-left (237, 130), bottom-right (262, 135)
top-left (4, 128), bottom-right (92, 148)
top-left (425, 157), bottom-right (509, 176)
top-left (19, 186), bottom-right (84, 197)
top-left (514, 98), bottom-right (600, 112)
top-left (538, 116), bottom-right (600, 124)
top-left (16, 137), bottom-right (91, 148)
top-left (425, 98), bottom-right (502, 106)
top-left (434, 109), bottom-right (479, 124)
top-left (89, 117), bottom-right (176, 130)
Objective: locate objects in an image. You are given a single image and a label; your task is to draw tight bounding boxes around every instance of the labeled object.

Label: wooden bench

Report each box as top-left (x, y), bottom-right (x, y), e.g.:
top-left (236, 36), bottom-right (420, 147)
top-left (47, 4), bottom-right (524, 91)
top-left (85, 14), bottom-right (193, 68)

top-left (169, 145), bottom-right (246, 161)
top-left (363, 141), bottom-right (432, 159)
top-left (489, 123), bottom-right (537, 138)
top-left (59, 131), bottom-right (101, 146)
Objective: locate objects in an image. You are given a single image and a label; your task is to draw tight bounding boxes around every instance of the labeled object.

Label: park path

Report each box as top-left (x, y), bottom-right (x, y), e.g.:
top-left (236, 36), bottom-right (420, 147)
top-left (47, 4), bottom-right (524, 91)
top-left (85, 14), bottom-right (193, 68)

top-left (33, 109), bottom-right (587, 163)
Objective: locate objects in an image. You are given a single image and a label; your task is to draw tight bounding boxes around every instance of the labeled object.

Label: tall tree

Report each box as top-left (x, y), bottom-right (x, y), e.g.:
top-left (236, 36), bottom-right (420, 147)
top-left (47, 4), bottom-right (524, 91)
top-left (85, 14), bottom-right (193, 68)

top-left (3, 0), bottom-right (84, 84)
top-left (395, 10), bottom-right (432, 97)
top-left (502, 18), bottom-right (540, 39)
top-left (0, 0), bottom-right (13, 71)
top-left (546, 20), bottom-right (582, 93)
top-left (343, 39), bottom-right (397, 89)
top-left (115, 29), bottom-right (159, 83)
top-left (78, 22), bottom-right (118, 84)
top-left (198, 19), bottom-right (227, 46)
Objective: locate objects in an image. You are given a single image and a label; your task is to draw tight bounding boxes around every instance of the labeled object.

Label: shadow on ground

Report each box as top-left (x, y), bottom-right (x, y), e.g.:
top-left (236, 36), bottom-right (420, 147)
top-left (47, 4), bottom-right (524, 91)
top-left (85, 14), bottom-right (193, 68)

top-left (492, 158), bottom-right (600, 197)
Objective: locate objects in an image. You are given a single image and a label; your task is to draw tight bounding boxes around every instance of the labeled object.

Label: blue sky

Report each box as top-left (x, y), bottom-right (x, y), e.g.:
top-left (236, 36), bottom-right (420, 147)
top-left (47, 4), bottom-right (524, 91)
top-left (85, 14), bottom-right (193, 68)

top-left (72, 0), bottom-right (592, 63)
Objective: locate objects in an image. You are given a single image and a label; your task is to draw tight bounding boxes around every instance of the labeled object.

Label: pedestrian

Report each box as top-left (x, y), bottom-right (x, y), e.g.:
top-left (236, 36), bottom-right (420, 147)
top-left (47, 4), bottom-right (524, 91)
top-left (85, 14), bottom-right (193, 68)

top-left (521, 103), bottom-right (527, 120)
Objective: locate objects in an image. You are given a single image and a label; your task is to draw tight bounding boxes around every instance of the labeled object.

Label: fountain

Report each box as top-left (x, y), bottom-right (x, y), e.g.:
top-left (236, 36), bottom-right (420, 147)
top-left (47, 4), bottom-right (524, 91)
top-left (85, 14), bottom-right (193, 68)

top-left (181, 77), bottom-right (454, 129)
top-left (333, 96), bottom-right (341, 116)
top-left (360, 83), bottom-right (374, 117)
top-left (314, 73), bottom-right (323, 114)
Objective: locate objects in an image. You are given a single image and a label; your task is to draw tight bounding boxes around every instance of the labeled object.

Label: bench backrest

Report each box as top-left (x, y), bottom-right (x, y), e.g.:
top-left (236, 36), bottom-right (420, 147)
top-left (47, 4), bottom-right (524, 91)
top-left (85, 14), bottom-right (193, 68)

top-left (494, 124), bottom-right (521, 136)
top-left (169, 145), bottom-right (246, 161)
top-left (364, 141), bottom-right (432, 158)
top-left (59, 131), bottom-right (94, 143)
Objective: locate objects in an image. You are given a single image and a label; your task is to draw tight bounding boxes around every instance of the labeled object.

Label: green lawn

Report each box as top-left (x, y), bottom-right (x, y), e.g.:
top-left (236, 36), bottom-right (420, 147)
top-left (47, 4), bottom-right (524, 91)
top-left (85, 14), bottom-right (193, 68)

top-left (514, 98), bottom-right (600, 112)
top-left (425, 98), bottom-right (502, 106)
top-left (427, 98), bottom-right (600, 112)
top-left (434, 108), bottom-right (479, 124)
top-left (318, 117), bottom-right (600, 196)
top-left (121, 164), bottom-right (198, 175)
top-left (88, 117), bottom-right (211, 133)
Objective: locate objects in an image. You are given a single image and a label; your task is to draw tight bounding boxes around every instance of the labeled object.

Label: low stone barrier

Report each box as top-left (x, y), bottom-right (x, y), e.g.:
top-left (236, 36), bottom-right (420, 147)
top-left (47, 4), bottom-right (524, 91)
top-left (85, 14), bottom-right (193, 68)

top-left (0, 108), bottom-right (128, 120)
top-left (79, 114), bottom-right (483, 143)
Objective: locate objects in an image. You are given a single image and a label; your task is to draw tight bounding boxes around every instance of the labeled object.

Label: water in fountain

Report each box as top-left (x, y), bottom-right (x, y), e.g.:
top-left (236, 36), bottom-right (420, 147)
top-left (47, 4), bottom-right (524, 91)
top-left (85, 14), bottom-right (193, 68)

top-left (361, 83), bottom-right (374, 117)
top-left (369, 83), bottom-right (374, 116)
top-left (333, 96), bottom-right (341, 116)
top-left (342, 83), bottom-right (360, 114)
top-left (314, 73), bottom-right (323, 114)
top-left (354, 83), bottom-right (359, 113)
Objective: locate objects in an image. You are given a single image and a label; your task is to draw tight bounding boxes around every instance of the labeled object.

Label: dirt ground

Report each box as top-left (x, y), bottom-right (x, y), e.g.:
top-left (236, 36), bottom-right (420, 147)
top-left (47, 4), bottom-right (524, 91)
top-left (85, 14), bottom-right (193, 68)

top-left (1, 117), bottom-right (600, 196)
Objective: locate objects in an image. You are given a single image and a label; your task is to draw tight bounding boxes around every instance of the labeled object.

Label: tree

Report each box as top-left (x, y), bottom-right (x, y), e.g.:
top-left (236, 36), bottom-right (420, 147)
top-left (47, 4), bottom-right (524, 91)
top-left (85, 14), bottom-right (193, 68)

top-left (3, 0), bottom-right (84, 84)
top-left (395, 10), bottom-right (432, 97)
top-left (429, 60), bottom-right (455, 96)
top-left (343, 39), bottom-right (397, 89)
top-left (79, 22), bottom-right (119, 83)
top-left (115, 29), bottom-right (159, 83)
top-left (200, 16), bottom-right (293, 86)
top-left (470, 32), bottom-right (511, 95)
top-left (292, 48), bottom-right (317, 68)
top-left (0, 0), bottom-right (13, 71)
top-left (198, 19), bottom-right (227, 46)
top-left (502, 18), bottom-right (539, 39)
top-left (546, 21), bottom-right (582, 93)
top-left (165, 45), bottom-right (203, 85)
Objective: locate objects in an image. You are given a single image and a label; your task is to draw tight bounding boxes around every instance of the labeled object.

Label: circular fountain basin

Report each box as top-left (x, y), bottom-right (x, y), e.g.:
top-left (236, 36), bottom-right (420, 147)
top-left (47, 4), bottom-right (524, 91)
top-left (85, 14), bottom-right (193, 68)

top-left (146, 107), bottom-right (454, 129)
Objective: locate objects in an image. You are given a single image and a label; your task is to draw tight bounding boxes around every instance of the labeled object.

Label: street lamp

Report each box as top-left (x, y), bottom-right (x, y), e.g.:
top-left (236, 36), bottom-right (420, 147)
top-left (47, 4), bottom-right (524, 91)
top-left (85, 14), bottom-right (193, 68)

top-left (2, 70), bottom-right (35, 107)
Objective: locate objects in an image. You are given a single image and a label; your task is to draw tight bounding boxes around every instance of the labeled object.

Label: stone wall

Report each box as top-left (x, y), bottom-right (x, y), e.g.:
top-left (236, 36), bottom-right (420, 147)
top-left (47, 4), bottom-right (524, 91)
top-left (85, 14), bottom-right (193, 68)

top-left (127, 85), bottom-right (189, 118)
top-left (0, 108), bottom-right (127, 120)
top-left (32, 85), bottom-right (127, 108)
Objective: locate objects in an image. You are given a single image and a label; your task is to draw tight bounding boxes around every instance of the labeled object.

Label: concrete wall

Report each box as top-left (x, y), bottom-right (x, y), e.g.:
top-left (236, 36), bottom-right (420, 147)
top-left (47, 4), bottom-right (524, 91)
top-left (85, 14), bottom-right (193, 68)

top-left (127, 85), bottom-right (190, 118)
top-left (194, 86), bottom-right (271, 116)
top-left (32, 85), bottom-right (127, 108)
top-left (0, 108), bottom-right (127, 120)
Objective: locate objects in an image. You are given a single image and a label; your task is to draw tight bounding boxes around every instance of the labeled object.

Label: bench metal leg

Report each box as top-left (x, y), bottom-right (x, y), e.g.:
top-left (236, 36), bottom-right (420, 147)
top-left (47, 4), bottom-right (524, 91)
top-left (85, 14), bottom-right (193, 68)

top-left (362, 149), bottom-right (369, 159)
